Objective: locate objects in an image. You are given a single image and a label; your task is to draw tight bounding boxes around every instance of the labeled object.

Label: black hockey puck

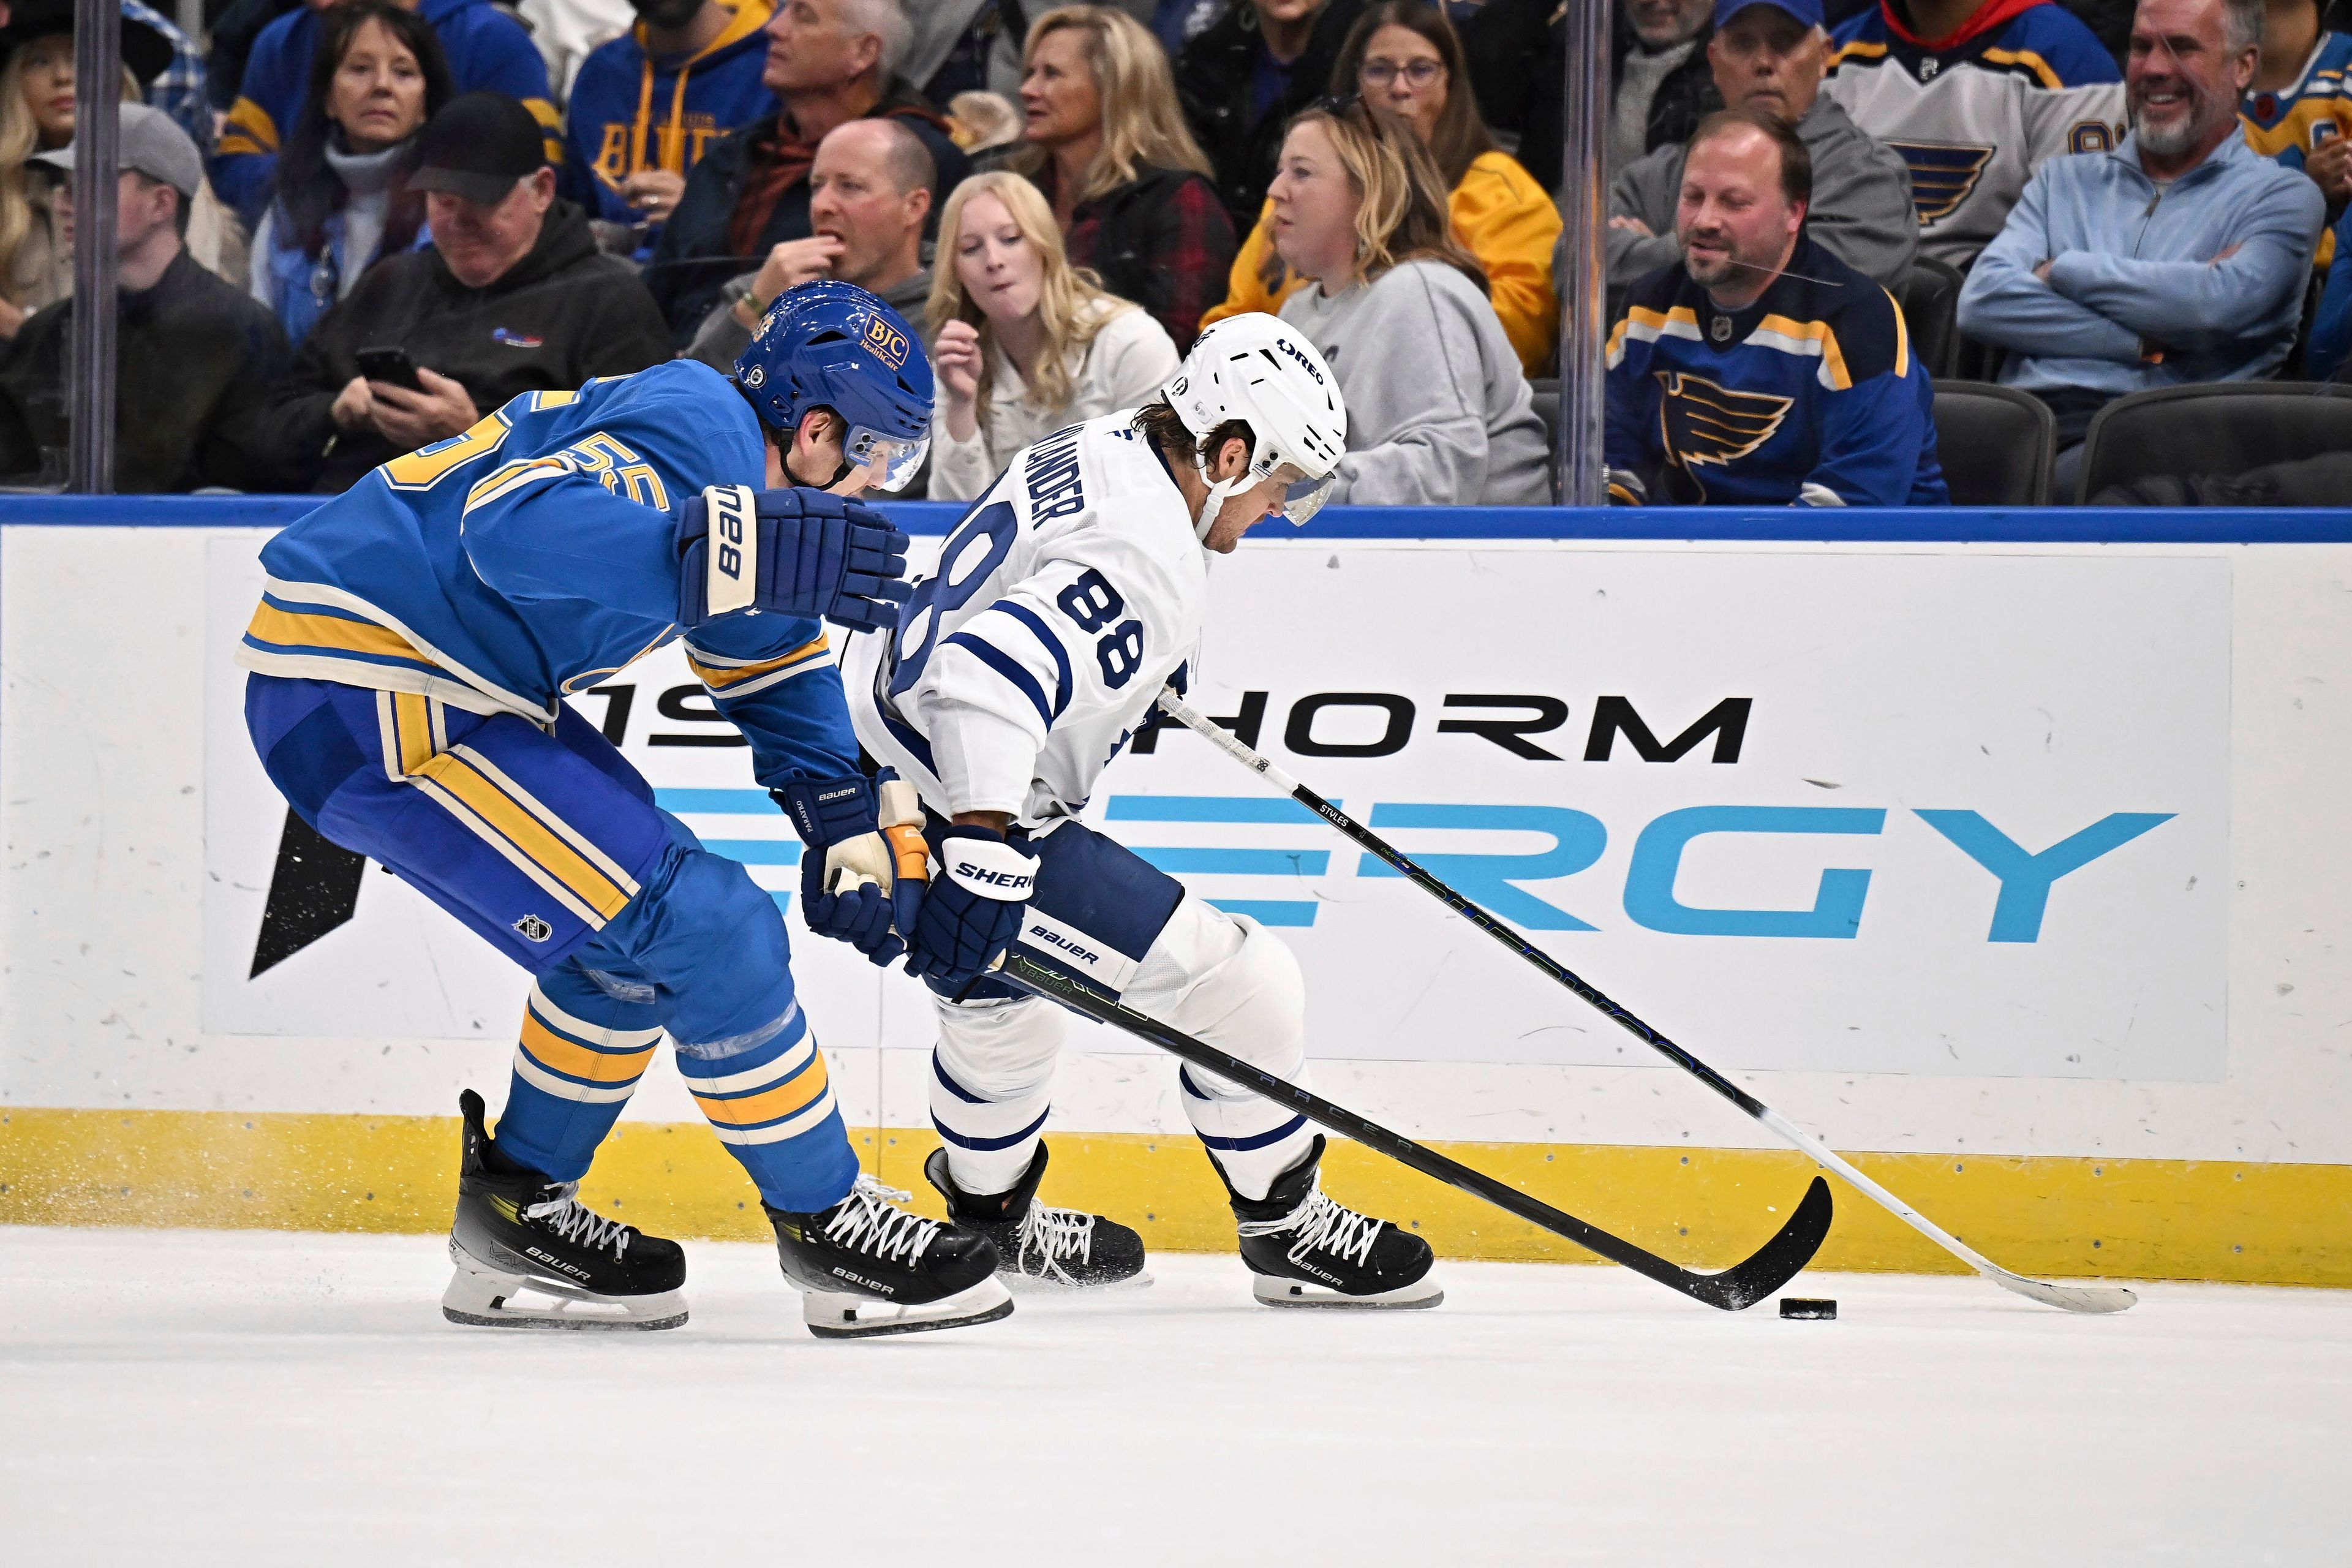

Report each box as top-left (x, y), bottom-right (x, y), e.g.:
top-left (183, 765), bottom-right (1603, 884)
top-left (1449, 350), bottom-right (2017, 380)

top-left (1780, 1297), bottom-right (1837, 1320)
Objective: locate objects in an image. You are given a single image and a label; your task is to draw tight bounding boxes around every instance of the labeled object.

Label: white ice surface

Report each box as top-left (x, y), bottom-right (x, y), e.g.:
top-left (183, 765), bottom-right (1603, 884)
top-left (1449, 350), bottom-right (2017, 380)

top-left (2, 1227), bottom-right (2345, 1566)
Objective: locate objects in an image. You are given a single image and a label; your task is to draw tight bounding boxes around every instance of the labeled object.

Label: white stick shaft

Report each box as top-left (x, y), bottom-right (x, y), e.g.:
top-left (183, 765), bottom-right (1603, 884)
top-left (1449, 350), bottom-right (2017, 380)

top-left (1151, 686), bottom-right (2111, 1305)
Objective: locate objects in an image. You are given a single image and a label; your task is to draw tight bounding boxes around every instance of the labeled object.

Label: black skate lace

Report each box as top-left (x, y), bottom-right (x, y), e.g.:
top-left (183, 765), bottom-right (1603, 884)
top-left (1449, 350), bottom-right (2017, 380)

top-left (1237, 1188), bottom-right (1380, 1269)
top-left (824, 1175), bottom-right (940, 1265)
top-left (523, 1183), bottom-right (633, 1259)
top-left (1014, 1204), bottom-right (1098, 1280)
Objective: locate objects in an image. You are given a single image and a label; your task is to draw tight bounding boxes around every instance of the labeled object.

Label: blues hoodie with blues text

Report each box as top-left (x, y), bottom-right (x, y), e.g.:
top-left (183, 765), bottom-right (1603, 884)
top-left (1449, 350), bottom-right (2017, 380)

top-left (559, 0), bottom-right (777, 231)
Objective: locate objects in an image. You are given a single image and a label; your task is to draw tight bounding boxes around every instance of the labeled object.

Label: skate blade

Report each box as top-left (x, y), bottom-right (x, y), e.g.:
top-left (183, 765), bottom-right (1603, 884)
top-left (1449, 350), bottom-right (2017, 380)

top-left (803, 1276), bottom-right (1014, 1340)
top-left (1004, 1267), bottom-right (1155, 1294)
top-left (441, 1263), bottom-right (688, 1332)
top-left (1251, 1272), bottom-right (1445, 1311)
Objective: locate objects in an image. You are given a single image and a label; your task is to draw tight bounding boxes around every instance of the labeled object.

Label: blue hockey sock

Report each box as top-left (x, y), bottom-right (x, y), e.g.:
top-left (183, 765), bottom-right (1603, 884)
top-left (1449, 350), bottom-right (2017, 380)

top-left (674, 1002), bottom-right (858, 1213)
top-left (492, 967), bottom-right (662, 1182)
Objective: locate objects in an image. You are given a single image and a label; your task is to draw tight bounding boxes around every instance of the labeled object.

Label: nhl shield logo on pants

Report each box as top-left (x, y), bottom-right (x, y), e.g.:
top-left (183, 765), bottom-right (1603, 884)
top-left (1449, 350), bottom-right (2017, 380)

top-left (513, 914), bottom-right (553, 943)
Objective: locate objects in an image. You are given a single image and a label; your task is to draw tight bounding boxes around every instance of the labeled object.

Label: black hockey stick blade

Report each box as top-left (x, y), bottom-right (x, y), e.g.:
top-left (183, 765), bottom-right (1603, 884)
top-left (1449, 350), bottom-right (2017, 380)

top-left (998, 951), bottom-right (1831, 1311)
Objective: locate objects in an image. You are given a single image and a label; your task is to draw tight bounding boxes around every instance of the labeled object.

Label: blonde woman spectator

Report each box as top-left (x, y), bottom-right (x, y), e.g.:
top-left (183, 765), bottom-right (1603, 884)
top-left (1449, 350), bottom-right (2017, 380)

top-left (1009, 4), bottom-right (1235, 347)
top-left (1204, 0), bottom-right (1561, 375)
top-left (926, 169), bottom-right (1180, 500)
top-left (0, 8), bottom-right (244, 339)
top-left (1270, 97), bottom-right (1548, 504)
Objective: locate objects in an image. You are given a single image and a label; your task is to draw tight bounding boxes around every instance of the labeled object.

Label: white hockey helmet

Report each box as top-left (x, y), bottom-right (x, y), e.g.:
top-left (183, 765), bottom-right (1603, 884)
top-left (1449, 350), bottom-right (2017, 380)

top-left (1161, 312), bottom-right (1348, 538)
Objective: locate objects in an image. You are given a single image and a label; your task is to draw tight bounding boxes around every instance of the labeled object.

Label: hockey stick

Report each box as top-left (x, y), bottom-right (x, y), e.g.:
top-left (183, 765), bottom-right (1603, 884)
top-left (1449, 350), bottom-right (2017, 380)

top-left (997, 949), bottom-right (1831, 1312)
top-left (1150, 688), bottom-right (2137, 1316)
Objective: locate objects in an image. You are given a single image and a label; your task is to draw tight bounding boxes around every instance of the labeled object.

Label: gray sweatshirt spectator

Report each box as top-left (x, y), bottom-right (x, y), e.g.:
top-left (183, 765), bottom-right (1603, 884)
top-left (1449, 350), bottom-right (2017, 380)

top-left (1603, 0), bottom-right (1916, 290)
top-left (1281, 257), bottom-right (1550, 504)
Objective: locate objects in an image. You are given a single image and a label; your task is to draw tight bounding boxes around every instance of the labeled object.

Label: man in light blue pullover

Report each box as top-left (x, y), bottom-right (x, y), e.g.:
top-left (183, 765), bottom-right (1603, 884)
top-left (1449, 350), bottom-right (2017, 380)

top-left (1958, 0), bottom-right (2324, 494)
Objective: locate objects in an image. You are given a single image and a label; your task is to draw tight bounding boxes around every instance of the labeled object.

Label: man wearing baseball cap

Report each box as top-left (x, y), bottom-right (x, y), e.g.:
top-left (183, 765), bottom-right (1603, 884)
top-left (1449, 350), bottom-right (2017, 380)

top-left (1601, 0), bottom-right (1920, 292)
top-left (263, 92), bottom-right (671, 492)
top-left (0, 103), bottom-right (292, 491)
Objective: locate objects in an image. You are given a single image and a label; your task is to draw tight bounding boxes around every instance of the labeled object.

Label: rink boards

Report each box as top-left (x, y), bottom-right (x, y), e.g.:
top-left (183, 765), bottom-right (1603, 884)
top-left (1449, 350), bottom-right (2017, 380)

top-left (6, 502), bottom-right (2352, 1283)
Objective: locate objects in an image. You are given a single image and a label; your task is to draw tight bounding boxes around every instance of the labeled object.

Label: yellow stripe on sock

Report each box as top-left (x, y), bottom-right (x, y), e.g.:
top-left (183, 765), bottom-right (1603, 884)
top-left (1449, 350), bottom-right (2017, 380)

top-left (693, 1053), bottom-right (829, 1128)
top-left (519, 1012), bottom-right (655, 1085)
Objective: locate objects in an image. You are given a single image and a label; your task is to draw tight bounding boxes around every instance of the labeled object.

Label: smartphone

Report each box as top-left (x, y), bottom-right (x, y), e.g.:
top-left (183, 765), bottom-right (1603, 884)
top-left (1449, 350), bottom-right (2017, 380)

top-left (355, 345), bottom-right (423, 391)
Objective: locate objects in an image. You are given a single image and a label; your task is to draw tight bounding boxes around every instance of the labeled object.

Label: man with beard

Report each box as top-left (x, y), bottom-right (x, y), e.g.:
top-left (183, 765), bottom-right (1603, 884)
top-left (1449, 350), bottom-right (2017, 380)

top-left (1605, 107), bottom-right (1947, 505)
top-left (1605, 0), bottom-right (1917, 291)
top-left (1958, 0), bottom-right (2324, 496)
top-left (560, 0), bottom-right (780, 247)
top-left (1614, 0), bottom-right (1725, 170)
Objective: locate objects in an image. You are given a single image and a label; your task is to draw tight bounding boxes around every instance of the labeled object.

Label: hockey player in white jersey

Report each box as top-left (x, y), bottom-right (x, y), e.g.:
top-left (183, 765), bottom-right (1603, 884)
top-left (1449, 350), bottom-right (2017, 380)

top-left (829, 314), bottom-right (1441, 1308)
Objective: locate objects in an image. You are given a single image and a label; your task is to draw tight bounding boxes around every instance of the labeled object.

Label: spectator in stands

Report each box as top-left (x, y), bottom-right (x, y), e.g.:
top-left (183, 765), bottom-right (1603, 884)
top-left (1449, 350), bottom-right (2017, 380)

top-left (904, 0), bottom-right (1025, 104)
top-left (1270, 97), bottom-right (1549, 503)
top-left (264, 92), bottom-right (671, 492)
top-left (1011, 4), bottom-right (1235, 349)
top-left (647, 0), bottom-right (971, 342)
top-left (251, 2), bottom-right (450, 349)
top-left (518, 0), bottom-right (638, 100)
top-left (2244, 0), bottom-right (2351, 376)
top-left (0, 105), bottom-right (290, 491)
top-left (1825, 0), bottom-right (2124, 268)
top-left (0, 2), bottom-right (247, 334)
top-left (1177, 0), bottom-right (1368, 228)
top-left (215, 0), bottom-right (559, 227)
top-left (0, 3), bottom-right (171, 338)
top-left (560, 0), bottom-right (777, 252)
top-left (1956, 0), bottom-right (2323, 495)
top-left (684, 115), bottom-right (933, 367)
top-left (1614, 0), bottom-right (1724, 170)
top-left (1152, 0), bottom-right (1229, 59)
top-left (1607, 0), bottom-right (1916, 293)
top-left (1607, 110), bottom-right (1948, 505)
top-left (1205, 1), bottom-right (1559, 372)
top-left (8, 0), bottom-right (216, 152)
top-left (925, 169), bottom-right (1180, 499)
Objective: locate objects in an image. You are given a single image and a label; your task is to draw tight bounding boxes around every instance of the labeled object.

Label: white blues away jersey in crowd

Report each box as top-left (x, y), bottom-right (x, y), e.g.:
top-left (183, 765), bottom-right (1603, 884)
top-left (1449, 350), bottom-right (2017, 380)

top-left (841, 413), bottom-right (1205, 828)
top-left (1826, 0), bottom-right (2125, 266)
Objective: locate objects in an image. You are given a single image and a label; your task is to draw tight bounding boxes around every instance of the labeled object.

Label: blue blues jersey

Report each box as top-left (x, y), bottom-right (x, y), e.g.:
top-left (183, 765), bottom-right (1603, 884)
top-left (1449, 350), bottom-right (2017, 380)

top-left (239, 359), bottom-right (859, 791)
top-left (1605, 237), bottom-right (1949, 507)
top-left (2242, 31), bottom-right (2352, 377)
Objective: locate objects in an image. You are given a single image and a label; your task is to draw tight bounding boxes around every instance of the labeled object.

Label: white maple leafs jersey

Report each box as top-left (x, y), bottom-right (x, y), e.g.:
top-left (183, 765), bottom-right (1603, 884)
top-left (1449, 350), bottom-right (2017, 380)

top-left (842, 413), bottom-right (1206, 829)
top-left (1825, 2), bottom-right (2125, 268)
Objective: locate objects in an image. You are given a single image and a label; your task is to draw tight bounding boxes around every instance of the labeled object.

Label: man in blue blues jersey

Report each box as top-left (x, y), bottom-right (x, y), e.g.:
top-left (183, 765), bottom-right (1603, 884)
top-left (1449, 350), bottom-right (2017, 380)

top-left (2244, 0), bottom-right (2352, 375)
top-left (1608, 108), bottom-right (1948, 506)
top-left (236, 281), bottom-right (1019, 1340)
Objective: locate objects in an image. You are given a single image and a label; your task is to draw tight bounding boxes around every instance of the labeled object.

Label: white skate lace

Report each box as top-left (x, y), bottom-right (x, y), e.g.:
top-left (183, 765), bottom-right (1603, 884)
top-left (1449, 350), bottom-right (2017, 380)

top-left (824, 1175), bottom-right (940, 1265)
top-left (1014, 1203), bottom-right (1098, 1282)
top-left (1237, 1186), bottom-right (1381, 1269)
top-left (523, 1184), bottom-right (633, 1259)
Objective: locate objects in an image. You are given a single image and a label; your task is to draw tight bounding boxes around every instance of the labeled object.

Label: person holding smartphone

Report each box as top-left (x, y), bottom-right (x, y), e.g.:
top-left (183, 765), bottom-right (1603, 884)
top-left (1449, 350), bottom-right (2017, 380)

top-left (267, 92), bottom-right (673, 491)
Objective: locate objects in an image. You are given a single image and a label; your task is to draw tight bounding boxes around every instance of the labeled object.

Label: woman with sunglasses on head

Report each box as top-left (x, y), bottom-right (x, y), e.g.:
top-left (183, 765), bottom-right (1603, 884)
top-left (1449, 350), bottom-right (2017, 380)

top-left (1009, 4), bottom-right (1235, 350)
top-left (1267, 96), bottom-right (1548, 504)
top-left (1201, 0), bottom-right (1561, 375)
top-left (924, 169), bottom-right (1180, 502)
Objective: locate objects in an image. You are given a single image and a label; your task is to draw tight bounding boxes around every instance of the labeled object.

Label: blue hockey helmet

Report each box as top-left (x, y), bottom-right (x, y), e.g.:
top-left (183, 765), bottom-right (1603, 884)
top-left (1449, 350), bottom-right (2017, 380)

top-left (734, 279), bottom-right (935, 492)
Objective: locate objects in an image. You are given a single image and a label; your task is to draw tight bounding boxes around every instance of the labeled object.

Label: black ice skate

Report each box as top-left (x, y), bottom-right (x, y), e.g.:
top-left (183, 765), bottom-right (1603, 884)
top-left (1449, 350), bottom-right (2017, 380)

top-left (767, 1174), bottom-right (1012, 1339)
top-left (442, 1089), bottom-right (688, 1331)
top-left (924, 1142), bottom-right (1150, 1289)
top-left (1218, 1136), bottom-right (1443, 1310)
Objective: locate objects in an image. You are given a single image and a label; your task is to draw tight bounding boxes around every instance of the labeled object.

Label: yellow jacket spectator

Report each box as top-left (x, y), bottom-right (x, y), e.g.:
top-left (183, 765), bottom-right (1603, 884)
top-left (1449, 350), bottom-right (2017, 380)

top-left (1201, 0), bottom-right (1559, 374)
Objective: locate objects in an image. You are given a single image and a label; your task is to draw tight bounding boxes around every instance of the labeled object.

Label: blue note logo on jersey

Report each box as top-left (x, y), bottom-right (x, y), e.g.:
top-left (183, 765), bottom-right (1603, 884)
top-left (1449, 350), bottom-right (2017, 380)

top-left (865, 315), bottom-right (911, 370)
top-left (1657, 372), bottom-right (1792, 477)
top-left (1889, 140), bottom-right (1996, 224)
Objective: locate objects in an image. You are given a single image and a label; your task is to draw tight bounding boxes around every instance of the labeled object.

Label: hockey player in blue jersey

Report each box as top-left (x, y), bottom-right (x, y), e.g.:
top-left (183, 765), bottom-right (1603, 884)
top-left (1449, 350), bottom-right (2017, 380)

top-left (1607, 108), bottom-right (1948, 506)
top-left (237, 281), bottom-right (1019, 1340)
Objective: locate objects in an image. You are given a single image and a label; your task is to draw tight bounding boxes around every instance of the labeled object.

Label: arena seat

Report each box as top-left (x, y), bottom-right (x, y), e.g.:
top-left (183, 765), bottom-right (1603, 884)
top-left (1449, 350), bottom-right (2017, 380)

top-left (2074, 382), bottom-right (2352, 503)
top-left (1900, 255), bottom-right (1965, 381)
top-left (1931, 381), bottom-right (2054, 506)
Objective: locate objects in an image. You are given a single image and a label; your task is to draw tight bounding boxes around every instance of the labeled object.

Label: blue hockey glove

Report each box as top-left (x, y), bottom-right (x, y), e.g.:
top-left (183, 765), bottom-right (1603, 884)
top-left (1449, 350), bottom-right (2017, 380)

top-left (777, 775), bottom-right (928, 967)
top-left (676, 484), bottom-right (912, 633)
top-left (902, 825), bottom-right (1038, 985)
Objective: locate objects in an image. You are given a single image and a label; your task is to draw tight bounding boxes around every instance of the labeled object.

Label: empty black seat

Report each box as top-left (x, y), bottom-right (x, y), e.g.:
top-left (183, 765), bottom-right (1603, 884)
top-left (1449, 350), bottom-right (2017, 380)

top-left (1932, 382), bottom-right (2054, 506)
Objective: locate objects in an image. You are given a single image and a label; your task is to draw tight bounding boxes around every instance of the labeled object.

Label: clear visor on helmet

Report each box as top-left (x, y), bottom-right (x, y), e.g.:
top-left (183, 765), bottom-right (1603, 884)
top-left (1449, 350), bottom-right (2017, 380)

top-left (1267, 461), bottom-right (1337, 527)
top-left (845, 424), bottom-right (931, 493)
